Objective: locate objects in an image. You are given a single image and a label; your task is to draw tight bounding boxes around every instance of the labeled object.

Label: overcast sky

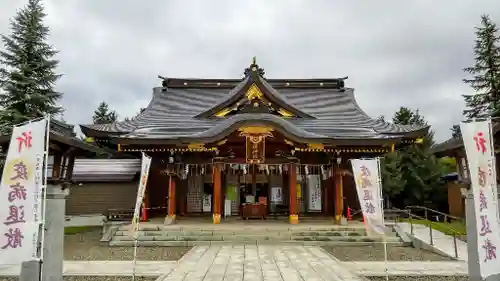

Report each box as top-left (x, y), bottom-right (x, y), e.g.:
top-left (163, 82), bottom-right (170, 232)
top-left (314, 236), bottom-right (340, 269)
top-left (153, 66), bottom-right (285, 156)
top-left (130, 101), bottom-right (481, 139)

top-left (1, 0), bottom-right (499, 142)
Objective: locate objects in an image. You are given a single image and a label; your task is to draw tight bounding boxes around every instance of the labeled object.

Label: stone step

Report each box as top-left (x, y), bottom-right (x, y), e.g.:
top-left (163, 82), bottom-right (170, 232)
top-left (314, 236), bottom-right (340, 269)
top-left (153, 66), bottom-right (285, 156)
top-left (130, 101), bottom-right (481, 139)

top-left (117, 225), bottom-right (369, 232)
top-left (112, 234), bottom-right (401, 242)
top-left (113, 229), bottom-right (398, 237)
top-left (109, 239), bottom-right (409, 247)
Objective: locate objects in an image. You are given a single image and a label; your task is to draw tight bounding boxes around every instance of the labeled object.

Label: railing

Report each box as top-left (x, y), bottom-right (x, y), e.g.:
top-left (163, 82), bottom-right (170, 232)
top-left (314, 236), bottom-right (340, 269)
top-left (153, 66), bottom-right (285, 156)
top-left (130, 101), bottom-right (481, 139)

top-left (405, 205), bottom-right (465, 224)
top-left (383, 207), bottom-right (465, 259)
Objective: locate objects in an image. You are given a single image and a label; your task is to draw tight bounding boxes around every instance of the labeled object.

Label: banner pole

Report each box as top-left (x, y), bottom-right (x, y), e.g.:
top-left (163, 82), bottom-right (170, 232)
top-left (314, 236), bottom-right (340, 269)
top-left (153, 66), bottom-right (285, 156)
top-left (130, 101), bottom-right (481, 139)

top-left (131, 153), bottom-right (151, 281)
top-left (487, 117), bottom-right (500, 223)
top-left (131, 215), bottom-right (139, 281)
top-left (38, 115), bottom-right (51, 281)
top-left (376, 157), bottom-right (389, 281)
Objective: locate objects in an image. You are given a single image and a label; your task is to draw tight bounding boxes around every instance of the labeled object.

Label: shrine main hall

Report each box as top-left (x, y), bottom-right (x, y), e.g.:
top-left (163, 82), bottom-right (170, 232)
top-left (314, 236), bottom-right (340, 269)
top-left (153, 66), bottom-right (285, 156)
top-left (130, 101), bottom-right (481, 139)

top-left (80, 59), bottom-right (426, 224)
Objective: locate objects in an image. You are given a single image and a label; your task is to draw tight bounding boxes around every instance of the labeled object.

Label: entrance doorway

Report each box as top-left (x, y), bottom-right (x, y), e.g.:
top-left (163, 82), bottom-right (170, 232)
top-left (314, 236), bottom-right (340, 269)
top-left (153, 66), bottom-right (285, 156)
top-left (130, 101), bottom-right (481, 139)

top-left (239, 183), bottom-right (269, 205)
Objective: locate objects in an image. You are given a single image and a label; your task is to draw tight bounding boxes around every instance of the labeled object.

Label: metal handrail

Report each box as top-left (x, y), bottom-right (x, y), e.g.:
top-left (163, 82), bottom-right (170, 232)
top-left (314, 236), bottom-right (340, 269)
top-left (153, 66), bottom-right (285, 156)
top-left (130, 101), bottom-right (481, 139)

top-left (385, 208), bottom-right (463, 259)
top-left (405, 205), bottom-right (464, 223)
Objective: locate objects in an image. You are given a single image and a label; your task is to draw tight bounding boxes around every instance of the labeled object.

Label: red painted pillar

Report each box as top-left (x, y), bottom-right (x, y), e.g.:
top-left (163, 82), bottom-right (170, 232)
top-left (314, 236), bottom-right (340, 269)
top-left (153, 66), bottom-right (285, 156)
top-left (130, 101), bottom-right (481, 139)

top-left (213, 164), bottom-right (222, 224)
top-left (167, 175), bottom-right (176, 222)
top-left (289, 163), bottom-right (298, 224)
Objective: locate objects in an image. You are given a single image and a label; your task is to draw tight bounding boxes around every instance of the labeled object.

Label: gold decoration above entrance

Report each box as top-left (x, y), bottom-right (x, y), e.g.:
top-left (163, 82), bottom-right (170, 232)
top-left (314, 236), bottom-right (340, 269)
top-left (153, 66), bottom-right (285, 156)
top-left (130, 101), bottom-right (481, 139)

top-left (212, 84), bottom-right (298, 118)
top-left (238, 126), bottom-right (274, 164)
top-left (246, 84), bottom-right (264, 100)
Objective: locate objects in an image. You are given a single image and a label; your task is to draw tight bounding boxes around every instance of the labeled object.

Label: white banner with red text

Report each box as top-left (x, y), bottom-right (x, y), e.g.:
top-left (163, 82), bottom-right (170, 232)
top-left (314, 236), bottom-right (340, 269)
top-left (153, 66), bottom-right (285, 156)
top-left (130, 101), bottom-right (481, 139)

top-left (461, 120), bottom-right (500, 278)
top-left (351, 158), bottom-right (385, 237)
top-left (0, 118), bottom-right (48, 265)
top-left (131, 153), bottom-right (152, 234)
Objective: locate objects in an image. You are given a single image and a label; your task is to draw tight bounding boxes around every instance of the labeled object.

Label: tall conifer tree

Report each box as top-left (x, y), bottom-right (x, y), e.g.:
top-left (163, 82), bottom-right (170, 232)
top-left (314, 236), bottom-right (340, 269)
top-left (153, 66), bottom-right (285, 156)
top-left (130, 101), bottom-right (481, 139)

top-left (0, 0), bottom-right (62, 133)
top-left (92, 101), bottom-right (117, 124)
top-left (463, 15), bottom-right (500, 119)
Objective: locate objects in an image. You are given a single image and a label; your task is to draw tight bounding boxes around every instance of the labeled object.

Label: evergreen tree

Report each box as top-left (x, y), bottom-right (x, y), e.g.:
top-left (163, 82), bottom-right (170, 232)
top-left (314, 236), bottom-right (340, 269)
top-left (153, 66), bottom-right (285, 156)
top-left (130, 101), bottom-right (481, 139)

top-left (92, 101), bottom-right (117, 124)
top-left (463, 15), bottom-right (500, 119)
top-left (385, 107), bottom-right (445, 209)
top-left (0, 0), bottom-right (62, 133)
top-left (124, 107), bottom-right (145, 121)
top-left (380, 151), bottom-right (405, 203)
top-left (392, 107), bottom-right (427, 127)
top-left (450, 124), bottom-right (461, 139)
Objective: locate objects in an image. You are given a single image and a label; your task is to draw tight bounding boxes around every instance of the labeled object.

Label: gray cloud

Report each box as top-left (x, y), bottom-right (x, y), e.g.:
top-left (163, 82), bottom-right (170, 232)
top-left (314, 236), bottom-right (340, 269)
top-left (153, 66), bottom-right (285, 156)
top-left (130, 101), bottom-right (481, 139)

top-left (1, 0), bottom-right (500, 141)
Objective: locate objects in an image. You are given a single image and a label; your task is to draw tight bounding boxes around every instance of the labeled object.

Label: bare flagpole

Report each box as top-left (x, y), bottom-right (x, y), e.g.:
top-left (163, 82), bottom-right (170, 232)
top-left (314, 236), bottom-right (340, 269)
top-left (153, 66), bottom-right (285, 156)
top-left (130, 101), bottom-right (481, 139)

top-left (376, 157), bottom-right (389, 281)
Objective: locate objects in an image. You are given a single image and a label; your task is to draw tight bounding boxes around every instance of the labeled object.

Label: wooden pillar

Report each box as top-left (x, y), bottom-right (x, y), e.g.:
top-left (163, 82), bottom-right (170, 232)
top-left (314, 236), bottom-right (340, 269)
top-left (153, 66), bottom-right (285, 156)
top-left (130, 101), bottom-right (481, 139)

top-left (213, 164), bottom-right (222, 224)
top-left (289, 163), bottom-right (298, 224)
top-left (51, 153), bottom-right (62, 179)
top-left (166, 175), bottom-right (176, 223)
top-left (335, 163), bottom-right (344, 223)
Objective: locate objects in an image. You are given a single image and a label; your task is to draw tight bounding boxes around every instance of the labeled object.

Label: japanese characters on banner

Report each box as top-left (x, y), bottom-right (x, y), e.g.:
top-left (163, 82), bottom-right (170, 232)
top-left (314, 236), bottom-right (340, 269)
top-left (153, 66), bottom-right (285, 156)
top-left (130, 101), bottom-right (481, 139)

top-left (0, 119), bottom-right (48, 265)
top-left (131, 153), bottom-right (152, 234)
top-left (351, 158), bottom-right (386, 237)
top-left (461, 120), bottom-right (500, 278)
top-left (307, 175), bottom-right (322, 211)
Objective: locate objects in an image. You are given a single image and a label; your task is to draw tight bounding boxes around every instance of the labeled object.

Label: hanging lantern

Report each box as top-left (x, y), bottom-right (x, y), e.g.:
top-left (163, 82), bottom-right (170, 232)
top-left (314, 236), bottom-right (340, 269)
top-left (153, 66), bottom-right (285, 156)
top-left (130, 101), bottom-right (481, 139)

top-left (305, 165), bottom-right (309, 175)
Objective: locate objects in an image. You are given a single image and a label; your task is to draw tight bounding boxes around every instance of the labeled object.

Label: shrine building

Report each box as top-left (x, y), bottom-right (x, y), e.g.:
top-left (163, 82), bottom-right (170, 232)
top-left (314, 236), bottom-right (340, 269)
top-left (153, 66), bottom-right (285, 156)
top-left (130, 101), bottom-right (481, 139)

top-left (80, 59), bottom-right (427, 224)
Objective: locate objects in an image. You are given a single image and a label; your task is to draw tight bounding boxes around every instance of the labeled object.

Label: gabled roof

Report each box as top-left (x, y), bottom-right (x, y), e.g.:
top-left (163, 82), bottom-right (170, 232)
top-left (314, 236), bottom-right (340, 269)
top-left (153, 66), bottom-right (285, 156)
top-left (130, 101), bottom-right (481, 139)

top-left (0, 119), bottom-right (110, 156)
top-left (432, 121), bottom-right (500, 157)
top-left (80, 61), bottom-right (427, 143)
top-left (194, 70), bottom-right (314, 119)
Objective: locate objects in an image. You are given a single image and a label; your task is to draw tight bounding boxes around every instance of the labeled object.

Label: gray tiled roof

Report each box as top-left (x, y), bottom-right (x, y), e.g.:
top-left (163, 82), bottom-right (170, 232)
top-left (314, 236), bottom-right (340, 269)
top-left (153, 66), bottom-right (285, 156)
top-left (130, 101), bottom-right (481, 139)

top-left (81, 76), bottom-right (425, 140)
top-left (47, 158), bottom-right (140, 182)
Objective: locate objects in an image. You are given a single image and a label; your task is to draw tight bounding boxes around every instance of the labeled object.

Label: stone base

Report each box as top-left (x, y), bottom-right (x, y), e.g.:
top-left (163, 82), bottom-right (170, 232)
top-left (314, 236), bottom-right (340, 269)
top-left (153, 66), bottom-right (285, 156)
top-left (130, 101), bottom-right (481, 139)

top-left (213, 213), bottom-right (221, 224)
top-left (164, 215), bottom-right (176, 225)
top-left (289, 214), bottom-right (299, 224)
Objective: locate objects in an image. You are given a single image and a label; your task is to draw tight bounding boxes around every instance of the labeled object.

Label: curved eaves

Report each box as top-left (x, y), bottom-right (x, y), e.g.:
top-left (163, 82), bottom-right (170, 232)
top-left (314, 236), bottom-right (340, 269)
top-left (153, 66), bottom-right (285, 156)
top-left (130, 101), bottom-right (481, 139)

top-left (346, 89), bottom-right (428, 134)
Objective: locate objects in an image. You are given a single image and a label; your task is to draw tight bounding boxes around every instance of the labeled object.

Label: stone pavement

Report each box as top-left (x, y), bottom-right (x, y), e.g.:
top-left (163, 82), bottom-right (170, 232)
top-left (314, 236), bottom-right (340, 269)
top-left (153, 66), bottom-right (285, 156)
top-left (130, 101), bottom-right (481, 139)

top-left (342, 261), bottom-right (468, 276)
top-left (157, 245), bottom-right (364, 281)
top-left (0, 260), bottom-right (176, 277)
top-left (399, 222), bottom-right (468, 261)
top-left (0, 246), bottom-right (470, 279)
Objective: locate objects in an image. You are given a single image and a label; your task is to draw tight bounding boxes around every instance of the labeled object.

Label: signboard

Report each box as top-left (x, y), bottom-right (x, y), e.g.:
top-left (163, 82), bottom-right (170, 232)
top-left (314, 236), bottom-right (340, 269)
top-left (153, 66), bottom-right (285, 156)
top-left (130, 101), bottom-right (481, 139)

top-left (244, 135), bottom-right (266, 164)
top-left (270, 186), bottom-right (282, 203)
top-left (461, 120), bottom-right (500, 278)
top-left (0, 119), bottom-right (48, 264)
top-left (307, 175), bottom-right (322, 211)
top-left (202, 194), bottom-right (212, 212)
top-left (351, 158), bottom-right (385, 237)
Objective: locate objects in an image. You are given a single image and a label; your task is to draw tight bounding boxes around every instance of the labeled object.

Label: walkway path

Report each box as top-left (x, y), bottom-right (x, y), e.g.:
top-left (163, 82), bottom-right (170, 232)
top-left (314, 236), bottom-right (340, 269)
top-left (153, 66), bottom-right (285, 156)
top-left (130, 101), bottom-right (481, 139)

top-left (343, 261), bottom-right (468, 276)
top-left (0, 260), bottom-right (176, 277)
top-left (0, 246), bottom-right (469, 279)
top-left (399, 222), bottom-right (468, 261)
top-left (157, 245), bottom-right (364, 281)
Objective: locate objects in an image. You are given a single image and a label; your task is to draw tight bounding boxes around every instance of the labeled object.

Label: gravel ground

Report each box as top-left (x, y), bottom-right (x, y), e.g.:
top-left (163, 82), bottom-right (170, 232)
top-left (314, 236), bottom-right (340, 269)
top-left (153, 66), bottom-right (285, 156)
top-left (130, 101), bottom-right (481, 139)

top-left (323, 245), bottom-right (453, 261)
top-left (368, 277), bottom-right (468, 281)
top-left (64, 227), bottom-right (190, 261)
top-left (0, 277), bottom-right (157, 281)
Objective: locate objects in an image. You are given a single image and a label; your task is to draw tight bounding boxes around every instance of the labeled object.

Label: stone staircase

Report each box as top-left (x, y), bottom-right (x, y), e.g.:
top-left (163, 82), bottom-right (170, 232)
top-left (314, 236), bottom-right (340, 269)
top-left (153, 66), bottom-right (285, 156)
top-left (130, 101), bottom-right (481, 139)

top-left (109, 224), bottom-right (405, 247)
